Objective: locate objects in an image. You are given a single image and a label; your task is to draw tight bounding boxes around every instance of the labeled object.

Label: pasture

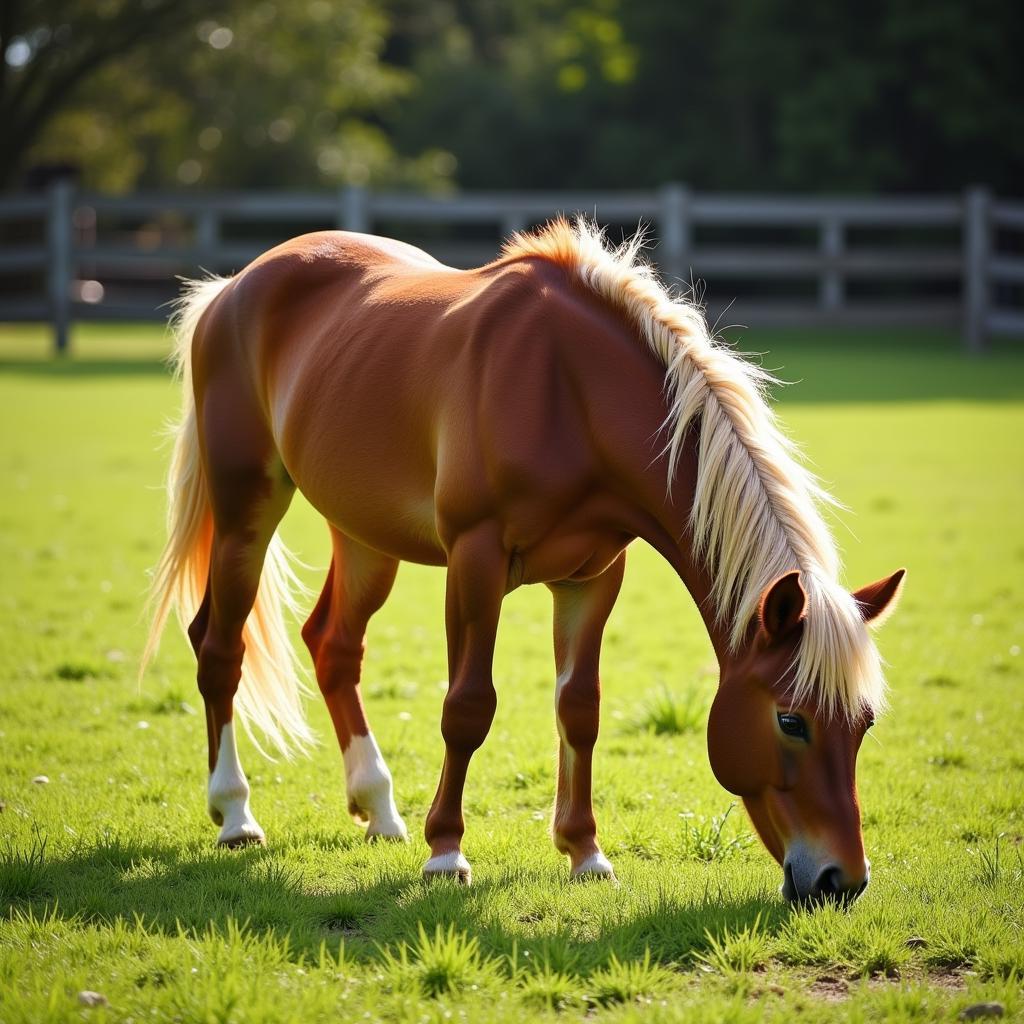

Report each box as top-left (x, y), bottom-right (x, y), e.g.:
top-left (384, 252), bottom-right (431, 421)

top-left (1, 322), bottom-right (1022, 1022)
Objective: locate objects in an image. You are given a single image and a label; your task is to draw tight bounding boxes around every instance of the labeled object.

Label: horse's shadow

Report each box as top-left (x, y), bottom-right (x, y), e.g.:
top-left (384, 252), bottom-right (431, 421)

top-left (24, 835), bottom-right (789, 968)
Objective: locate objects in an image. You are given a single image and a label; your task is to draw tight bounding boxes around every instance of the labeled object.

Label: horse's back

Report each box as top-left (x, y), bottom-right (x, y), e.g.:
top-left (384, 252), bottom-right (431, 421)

top-left (197, 232), bottom-right (661, 570)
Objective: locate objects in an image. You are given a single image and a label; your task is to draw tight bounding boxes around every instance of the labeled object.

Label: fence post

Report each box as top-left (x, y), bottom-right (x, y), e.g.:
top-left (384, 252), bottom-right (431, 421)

top-left (963, 185), bottom-right (991, 354)
top-left (47, 179), bottom-right (74, 356)
top-left (658, 182), bottom-right (690, 288)
top-left (339, 185), bottom-right (369, 233)
top-left (819, 215), bottom-right (844, 315)
top-left (195, 207), bottom-right (220, 270)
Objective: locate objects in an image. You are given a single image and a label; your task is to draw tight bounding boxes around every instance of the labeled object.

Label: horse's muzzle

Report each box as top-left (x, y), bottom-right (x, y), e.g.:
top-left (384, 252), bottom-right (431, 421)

top-left (782, 848), bottom-right (870, 906)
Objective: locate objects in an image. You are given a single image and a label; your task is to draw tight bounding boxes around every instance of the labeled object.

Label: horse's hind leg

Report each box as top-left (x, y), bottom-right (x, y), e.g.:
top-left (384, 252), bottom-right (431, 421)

top-left (547, 551), bottom-right (625, 879)
top-left (188, 423), bottom-right (294, 847)
top-left (301, 529), bottom-right (407, 840)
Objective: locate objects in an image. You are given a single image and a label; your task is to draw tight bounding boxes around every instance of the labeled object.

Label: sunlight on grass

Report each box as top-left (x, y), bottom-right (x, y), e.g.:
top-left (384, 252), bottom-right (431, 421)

top-left (1, 327), bottom-right (1022, 1021)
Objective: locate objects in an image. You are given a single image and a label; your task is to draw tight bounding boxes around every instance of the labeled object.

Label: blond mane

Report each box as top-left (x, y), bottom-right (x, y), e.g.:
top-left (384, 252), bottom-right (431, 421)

top-left (502, 218), bottom-right (885, 718)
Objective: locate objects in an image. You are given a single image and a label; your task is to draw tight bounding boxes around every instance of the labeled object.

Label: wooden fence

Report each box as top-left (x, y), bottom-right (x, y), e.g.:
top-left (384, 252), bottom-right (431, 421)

top-left (0, 183), bottom-right (1021, 353)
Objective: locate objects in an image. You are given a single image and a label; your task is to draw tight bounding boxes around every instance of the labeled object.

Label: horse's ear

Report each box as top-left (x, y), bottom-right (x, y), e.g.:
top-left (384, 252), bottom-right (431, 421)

top-left (852, 568), bottom-right (906, 628)
top-left (760, 571), bottom-right (806, 643)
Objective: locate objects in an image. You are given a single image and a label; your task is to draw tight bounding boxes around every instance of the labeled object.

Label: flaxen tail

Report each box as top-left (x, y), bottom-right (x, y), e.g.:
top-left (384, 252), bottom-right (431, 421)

top-left (140, 277), bottom-right (314, 758)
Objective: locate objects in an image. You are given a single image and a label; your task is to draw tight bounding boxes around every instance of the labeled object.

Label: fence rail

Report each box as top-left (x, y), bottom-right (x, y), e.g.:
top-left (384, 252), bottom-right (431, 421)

top-left (0, 183), bottom-right (1021, 353)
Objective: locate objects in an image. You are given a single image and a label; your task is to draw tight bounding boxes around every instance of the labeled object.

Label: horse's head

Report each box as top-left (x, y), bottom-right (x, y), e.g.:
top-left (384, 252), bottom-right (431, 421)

top-left (706, 568), bottom-right (905, 904)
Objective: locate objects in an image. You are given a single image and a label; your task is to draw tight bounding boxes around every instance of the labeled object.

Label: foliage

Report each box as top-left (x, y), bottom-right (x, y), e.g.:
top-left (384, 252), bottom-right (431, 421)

top-left (4, 0), bottom-right (1022, 192)
top-left (3, 0), bottom-right (448, 191)
top-left (0, 323), bottom-right (1023, 1022)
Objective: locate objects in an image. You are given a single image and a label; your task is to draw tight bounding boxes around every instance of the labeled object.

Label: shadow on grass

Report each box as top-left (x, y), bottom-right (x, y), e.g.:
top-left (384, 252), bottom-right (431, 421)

top-left (0, 358), bottom-right (170, 378)
top-left (7, 834), bottom-right (791, 968)
top-left (1, 329), bottom-right (1023, 401)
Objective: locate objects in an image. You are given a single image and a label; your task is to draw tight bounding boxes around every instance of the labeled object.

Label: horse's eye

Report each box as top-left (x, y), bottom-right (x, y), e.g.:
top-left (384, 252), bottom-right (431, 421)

top-left (777, 712), bottom-right (809, 741)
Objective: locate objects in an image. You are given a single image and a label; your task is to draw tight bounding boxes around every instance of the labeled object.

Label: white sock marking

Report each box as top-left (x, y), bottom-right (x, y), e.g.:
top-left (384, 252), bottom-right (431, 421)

top-left (422, 850), bottom-right (472, 881)
top-left (343, 733), bottom-right (407, 840)
top-left (570, 851), bottom-right (616, 879)
top-left (208, 721), bottom-right (265, 846)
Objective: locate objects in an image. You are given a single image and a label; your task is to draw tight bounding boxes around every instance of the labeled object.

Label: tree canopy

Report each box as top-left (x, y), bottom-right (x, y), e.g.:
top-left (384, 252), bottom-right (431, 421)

top-left (3, 0), bottom-right (1022, 193)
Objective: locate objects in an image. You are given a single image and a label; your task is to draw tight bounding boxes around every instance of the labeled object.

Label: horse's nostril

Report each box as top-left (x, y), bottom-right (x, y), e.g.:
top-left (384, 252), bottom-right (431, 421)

top-left (782, 861), bottom-right (798, 902)
top-left (814, 866), bottom-right (843, 897)
top-left (811, 866), bottom-right (868, 905)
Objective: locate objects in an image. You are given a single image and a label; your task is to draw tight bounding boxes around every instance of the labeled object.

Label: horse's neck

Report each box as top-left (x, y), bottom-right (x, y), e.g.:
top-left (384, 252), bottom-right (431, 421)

top-left (618, 419), bottom-right (736, 667)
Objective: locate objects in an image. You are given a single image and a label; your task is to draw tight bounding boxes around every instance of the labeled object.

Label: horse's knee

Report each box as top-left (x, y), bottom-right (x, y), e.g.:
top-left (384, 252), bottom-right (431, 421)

top-left (557, 677), bottom-right (600, 750)
top-left (441, 681), bottom-right (496, 753)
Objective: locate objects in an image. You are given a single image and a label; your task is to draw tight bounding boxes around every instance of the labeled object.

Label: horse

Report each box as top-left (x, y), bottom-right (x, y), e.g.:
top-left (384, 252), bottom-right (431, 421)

top-left (142, 217), bottom-right (904, 903)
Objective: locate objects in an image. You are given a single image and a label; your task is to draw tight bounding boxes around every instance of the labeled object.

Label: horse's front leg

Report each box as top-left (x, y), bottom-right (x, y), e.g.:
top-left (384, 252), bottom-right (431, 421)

top-left (547, 551), bottom-right (625, 879)
top-left (423, 524), bottom-right (507, 883)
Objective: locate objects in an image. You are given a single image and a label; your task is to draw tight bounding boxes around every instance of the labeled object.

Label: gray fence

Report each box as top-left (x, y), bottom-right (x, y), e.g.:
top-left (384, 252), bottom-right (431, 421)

top-left (0, 183), bottom-right (1021, 353)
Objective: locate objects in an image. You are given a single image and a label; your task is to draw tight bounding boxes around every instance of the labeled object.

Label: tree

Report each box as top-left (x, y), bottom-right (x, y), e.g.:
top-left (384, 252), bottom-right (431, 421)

top-left (3, 0), bottom-right (453, 192)
top-left (0, 0), bottom-right (232, 187)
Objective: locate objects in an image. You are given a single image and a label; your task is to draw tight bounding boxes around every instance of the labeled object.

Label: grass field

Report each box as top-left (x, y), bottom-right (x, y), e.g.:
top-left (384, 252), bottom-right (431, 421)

top-left (1, 323), bottom-right (1023, 1023)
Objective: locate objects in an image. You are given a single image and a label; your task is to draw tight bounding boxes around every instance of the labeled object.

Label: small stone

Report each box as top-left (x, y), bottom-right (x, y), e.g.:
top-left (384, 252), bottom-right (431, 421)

top-left (32, 775), bottom-right (49, 785)
top-left (769, 984), bottom-right (785, 996)
top-left (136, 720), bottom-right (150, 730)
top-left (905, 935), bottom-right (928, 949)
top-left (78, 991), bottom-right (108, 1008)
top-left (960, 1003), bottom-right (1005, 1020)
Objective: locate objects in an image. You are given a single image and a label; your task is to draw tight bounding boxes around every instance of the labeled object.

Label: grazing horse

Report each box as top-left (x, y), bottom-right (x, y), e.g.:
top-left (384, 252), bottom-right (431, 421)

top-left (143, 218), bottom-right (904, 903)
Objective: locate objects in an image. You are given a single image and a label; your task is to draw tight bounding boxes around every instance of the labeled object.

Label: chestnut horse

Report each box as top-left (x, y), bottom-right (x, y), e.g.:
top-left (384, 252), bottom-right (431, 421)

top-left (143, 218), bottom-right (904, 902)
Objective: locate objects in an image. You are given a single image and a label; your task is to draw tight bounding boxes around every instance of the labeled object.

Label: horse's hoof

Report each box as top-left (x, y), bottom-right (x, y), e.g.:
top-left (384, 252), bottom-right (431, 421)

top-left (366, 821), bottom-right (410, 843)
top-left (570, 852), bottom-right (617, 883)
top-left (422, 851), bottom-right (472, 885)
top-left (217, 824), bottom-right (266, 849)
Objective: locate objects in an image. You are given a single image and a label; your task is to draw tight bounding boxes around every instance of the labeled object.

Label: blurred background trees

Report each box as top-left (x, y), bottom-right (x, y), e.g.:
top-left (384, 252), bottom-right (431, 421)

top-left (3, 0), bottom-right (1022, 194)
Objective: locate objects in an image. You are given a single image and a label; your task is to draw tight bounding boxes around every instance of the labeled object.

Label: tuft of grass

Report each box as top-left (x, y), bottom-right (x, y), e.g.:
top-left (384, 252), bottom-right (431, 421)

top-left (610, 813), bottom-right (663, 860)
top-left (923, 922), bottom-right (978, 970)
top-left (0, 834), bottom-right (49, 905)
top-left (632, 685), bottom-right (704, 735)
top-left (379, 923), bottom-right (486, 998)
top-left (976, 936), bottom-right (1024, 981)
top-left (680, 805), bottom-right (754, 862)
top-left (585, 949), bottom-right (662, 1007)
top-left (922, 674), bottom-right (959, 688)
top-left (148, 687), bottom-right (198, 715)
top-left (54, 660), bottom-right (107, 681)
top-left (777, 906), bottom-right (846, 967)
top-left (698, 916), bottom-right (771, 976)
top-left (844, 923), bottom-right (912, 978)
top-left (970, 836), bottom-right (1022, 888)
top-left (929, 749), bottom-right (968, 769)
top-left (518, 962), bottom-right (581, 1011)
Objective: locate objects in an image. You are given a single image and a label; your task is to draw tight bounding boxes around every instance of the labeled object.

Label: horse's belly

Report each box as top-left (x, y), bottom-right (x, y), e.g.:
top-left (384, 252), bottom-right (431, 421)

top-left (294, 447), bottom-right (445, 563)
top-left (278, 408), bottom-right (446, 564)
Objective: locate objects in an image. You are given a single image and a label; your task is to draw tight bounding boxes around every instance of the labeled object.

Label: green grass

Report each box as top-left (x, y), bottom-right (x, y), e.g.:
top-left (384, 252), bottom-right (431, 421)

top-left (1, 322), bottom-right (1023, 1022)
